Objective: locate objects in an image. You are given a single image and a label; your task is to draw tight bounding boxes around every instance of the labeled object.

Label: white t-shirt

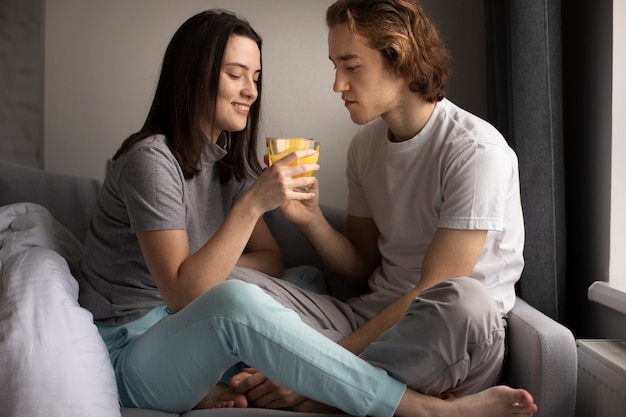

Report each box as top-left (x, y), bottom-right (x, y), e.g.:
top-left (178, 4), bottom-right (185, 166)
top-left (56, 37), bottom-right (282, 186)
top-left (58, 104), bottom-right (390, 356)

top-left (347, 99), bottom-right (524, 315)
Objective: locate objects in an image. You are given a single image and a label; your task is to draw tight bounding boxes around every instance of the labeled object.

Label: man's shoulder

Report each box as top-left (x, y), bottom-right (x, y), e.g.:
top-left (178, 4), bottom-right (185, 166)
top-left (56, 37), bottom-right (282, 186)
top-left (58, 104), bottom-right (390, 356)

top-left (437, 100), bottom-right (507, 145)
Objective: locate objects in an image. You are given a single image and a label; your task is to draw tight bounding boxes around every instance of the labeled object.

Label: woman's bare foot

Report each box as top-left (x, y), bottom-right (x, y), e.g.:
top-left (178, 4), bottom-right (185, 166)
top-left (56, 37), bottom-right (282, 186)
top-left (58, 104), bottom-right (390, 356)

top-left (396, 385), bottom-right (537, 417)
top-left (193, 382), bottom-right (249, 409)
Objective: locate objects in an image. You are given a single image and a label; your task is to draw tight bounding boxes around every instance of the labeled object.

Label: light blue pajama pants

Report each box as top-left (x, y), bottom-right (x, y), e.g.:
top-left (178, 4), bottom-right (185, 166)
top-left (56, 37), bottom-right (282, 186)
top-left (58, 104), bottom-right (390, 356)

top-left (97, 278), bottom-right (406, 416)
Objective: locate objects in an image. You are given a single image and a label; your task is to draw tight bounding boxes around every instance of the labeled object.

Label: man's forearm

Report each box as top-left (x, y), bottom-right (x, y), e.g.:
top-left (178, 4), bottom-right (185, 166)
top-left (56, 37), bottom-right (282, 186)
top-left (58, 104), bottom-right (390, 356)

top-left (299, 215), bottom-right (374, 286)
top-left (338, 289), bottom-right (419, 355)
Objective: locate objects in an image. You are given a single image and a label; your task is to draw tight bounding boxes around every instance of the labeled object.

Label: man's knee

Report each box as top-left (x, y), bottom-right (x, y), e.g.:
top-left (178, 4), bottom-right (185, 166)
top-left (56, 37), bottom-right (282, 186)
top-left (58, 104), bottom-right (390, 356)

top-left (419, 277), bottom-right (500, 325)
top-left (453, 278), bottom-right (501, 328)
top-left (423, 278), bottom-right (505, 390)
top-left (365, 278), bottom-right (504, 394)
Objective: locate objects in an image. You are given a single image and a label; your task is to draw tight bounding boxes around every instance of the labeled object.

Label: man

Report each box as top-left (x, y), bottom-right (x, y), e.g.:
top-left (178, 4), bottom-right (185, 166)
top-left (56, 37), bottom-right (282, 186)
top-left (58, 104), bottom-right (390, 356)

top-left (221, 0), bottom-right (534, 414)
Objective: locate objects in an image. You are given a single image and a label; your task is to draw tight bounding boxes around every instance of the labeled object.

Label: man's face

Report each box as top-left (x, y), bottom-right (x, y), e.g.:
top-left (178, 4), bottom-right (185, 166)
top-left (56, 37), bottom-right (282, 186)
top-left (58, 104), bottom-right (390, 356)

top-left (328, 23), bottom-right (406, 125)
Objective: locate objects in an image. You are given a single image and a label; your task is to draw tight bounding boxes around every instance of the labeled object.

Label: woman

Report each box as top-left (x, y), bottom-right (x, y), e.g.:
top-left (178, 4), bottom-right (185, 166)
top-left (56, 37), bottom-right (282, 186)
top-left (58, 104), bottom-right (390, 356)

top-left (77, 9), bottom-right (536, 417)
top-left (77, 7), bottom-right (319, 407)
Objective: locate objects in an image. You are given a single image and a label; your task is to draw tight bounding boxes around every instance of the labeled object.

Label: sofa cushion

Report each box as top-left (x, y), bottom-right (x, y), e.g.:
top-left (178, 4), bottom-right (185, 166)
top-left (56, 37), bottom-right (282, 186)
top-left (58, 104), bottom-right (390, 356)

top-left (0, 162), bottom-right (100, 243)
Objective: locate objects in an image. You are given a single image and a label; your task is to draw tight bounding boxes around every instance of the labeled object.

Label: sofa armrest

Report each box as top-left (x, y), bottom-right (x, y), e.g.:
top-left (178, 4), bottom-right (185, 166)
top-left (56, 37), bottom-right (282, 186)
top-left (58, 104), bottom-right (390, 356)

top-left (501, 297), bottom-right (577, 417)
top-left (0, 163), bottom-right (101, 243)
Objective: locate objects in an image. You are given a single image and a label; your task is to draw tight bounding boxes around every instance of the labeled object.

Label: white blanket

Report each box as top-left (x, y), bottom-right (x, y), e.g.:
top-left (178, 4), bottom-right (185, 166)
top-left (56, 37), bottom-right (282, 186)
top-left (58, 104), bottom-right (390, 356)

top-left (0, 203), bottom-right (120, 417)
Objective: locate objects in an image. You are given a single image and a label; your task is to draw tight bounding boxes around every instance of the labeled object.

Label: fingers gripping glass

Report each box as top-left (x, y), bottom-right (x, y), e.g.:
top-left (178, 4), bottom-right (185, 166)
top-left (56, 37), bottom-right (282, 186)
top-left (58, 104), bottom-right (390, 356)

top-left (266, 137), bottom-right (320, 191)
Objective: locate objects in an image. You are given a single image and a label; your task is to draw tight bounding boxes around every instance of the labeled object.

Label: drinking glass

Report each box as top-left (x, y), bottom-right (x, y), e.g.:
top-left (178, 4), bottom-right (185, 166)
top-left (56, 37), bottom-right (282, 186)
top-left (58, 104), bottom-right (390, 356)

top-left (266, 137), bottom-right (320, 190)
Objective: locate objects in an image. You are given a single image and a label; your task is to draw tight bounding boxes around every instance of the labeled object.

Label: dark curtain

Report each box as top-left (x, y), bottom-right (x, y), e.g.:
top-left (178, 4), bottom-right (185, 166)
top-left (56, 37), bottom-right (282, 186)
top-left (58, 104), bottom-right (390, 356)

top-left (560, 0), bottom-right (613, 337)
top-left (485, 0), bottom-right (614, 335)
top-left (484, 0), bottom-right (566, 321)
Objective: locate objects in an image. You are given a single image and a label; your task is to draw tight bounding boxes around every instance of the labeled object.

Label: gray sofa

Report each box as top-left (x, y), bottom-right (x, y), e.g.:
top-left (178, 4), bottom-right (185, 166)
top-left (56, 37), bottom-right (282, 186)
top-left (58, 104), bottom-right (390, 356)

top-left (0, 162), bottom-right (578, 417)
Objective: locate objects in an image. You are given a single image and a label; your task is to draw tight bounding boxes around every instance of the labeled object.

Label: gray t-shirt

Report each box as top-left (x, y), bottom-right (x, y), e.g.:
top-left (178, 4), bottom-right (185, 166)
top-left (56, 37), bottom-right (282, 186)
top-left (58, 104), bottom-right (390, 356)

top-left (78, 135), bottom-right (248, 325)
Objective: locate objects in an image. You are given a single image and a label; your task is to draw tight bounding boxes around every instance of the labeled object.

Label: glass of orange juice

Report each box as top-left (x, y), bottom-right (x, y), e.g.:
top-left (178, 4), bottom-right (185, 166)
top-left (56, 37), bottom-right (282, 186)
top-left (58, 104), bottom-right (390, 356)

top-left (266, 137), bottom-right (320, 190)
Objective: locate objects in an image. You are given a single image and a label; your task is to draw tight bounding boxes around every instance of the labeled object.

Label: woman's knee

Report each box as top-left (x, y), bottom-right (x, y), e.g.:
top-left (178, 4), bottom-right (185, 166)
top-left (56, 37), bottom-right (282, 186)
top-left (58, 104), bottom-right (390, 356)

top-left (196, 280), bottom-right (268, 316)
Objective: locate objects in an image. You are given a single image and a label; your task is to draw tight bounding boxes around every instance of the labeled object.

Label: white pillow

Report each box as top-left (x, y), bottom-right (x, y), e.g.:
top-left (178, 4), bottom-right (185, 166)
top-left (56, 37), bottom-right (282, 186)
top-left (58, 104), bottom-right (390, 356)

top-left (0, 202), bottom-right (83, 274)
top-left (0, 204), bottom-right (120, 417)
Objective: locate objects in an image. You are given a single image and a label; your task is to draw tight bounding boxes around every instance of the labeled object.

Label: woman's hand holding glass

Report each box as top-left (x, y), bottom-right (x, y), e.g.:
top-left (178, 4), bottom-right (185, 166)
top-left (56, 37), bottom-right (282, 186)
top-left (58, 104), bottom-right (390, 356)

top-left (248, 148), bottom-right (320, 215)
top-left (271, 137), bottom-right (325, 226)
top-left (266, 137), bottom-right (320, 192)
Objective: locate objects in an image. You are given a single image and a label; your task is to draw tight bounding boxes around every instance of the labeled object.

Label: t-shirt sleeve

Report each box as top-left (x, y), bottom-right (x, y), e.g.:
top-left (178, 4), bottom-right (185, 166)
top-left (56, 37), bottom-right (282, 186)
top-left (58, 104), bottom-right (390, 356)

top-left (439, 142), bottom-right (515, 231)
top-left (118, 145), bottom-right (187, 233)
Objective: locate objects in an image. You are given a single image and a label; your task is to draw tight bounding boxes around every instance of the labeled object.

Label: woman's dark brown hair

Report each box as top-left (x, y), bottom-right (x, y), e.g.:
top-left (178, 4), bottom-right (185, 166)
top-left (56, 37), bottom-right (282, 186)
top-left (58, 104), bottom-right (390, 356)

top-left (326, 0), bottom-right (451, 102)
top-left (113, 9), bottom-right (263, 182)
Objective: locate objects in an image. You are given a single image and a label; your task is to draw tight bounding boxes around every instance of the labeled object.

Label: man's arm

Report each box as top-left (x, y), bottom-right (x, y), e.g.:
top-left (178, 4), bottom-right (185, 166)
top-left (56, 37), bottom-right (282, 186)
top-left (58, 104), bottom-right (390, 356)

top-left (338, 227), bottom-right (488, 355)
top-left (298, 211), bottom-right (381, 288)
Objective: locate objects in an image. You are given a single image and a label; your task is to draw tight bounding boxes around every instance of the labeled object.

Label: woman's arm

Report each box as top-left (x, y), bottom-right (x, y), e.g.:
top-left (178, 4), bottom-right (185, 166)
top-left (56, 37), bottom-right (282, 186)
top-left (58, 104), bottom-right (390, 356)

top-left (137, 195), bottom-right (265, 313)
top-left (237, 217), bottom-right (283, 278)
top-left (138, 149), bottom-right (319, 313)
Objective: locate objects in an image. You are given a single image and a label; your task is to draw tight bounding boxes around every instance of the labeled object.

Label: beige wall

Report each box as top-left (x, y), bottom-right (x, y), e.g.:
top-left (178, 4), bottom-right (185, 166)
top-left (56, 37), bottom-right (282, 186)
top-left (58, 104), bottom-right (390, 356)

top-left (44, 0), bottom-right (486, 209)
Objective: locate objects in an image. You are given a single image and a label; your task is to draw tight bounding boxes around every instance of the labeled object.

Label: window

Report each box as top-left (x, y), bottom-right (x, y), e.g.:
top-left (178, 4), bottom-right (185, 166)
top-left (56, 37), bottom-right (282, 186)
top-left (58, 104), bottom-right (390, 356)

top-left (590, 1), bottom-right (626, 315)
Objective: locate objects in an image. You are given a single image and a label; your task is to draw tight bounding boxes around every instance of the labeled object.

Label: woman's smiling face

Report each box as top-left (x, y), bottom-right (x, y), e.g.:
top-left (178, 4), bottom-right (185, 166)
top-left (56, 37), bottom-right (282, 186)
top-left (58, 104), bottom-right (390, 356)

top-left (211, 34), bottom-right (261, 142)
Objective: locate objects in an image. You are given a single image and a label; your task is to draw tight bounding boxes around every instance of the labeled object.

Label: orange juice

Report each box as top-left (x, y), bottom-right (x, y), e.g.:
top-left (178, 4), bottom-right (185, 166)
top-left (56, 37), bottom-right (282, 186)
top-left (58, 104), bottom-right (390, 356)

top-left (266, 138), bottom-right (320, 178)
top-left (293, 147), bottom-right (320, 178)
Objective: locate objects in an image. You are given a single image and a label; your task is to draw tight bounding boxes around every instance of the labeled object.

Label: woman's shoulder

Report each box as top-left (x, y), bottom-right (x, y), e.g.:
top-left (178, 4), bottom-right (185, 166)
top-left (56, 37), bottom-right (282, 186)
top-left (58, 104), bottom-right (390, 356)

top-left (118, 135), bottom-right (175, 164)
top-left (111, 135), bottom-right (183, 183)
top-left (128, 134), bottom-right (169, 152)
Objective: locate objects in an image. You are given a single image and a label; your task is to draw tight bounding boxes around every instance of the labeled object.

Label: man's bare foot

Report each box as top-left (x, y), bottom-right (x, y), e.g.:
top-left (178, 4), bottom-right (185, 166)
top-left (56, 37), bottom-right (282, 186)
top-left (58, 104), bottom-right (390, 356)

top-left (396, 385), bottom-right (537, 417)
top-left (193, 383), bottom-right (248, 409)
top-left (282, 385), bottom-right (535, 417)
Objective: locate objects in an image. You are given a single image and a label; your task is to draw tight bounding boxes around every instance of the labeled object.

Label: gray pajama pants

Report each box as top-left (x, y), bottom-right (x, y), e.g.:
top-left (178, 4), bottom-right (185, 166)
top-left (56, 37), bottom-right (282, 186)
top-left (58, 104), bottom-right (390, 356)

top-left (229, 268), bottom-right (506, 397)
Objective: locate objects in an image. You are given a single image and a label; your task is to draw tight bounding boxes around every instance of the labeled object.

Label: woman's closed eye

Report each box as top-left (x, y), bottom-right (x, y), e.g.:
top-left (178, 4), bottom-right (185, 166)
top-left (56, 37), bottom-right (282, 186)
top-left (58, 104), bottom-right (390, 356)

top-left (227, 73), bottom-right (260, 84)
